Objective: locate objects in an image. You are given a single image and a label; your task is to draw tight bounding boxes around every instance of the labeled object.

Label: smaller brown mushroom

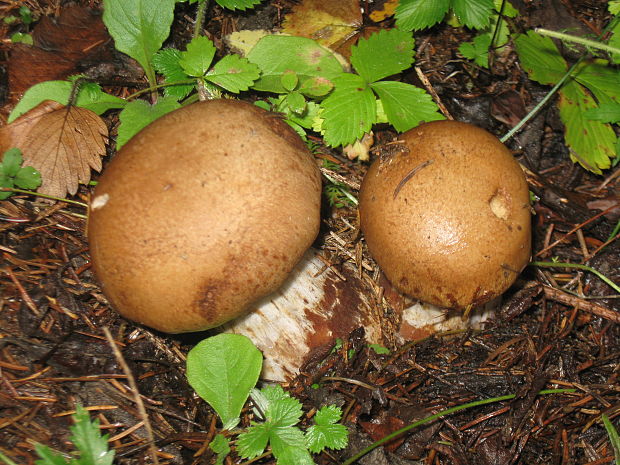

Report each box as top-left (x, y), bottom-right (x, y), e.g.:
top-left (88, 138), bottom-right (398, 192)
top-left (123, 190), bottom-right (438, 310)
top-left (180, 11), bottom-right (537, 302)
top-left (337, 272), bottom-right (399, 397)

top-left (358, 120), bottom-right (531, 309)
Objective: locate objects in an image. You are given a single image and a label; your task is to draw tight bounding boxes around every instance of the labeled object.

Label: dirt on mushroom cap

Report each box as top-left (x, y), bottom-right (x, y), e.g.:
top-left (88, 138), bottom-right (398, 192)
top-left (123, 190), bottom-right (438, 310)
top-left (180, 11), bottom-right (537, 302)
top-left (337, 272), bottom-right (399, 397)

top-left (359, 120), bottom-right (532, 309)
top-left (87, 99), bottom-right (322, 333)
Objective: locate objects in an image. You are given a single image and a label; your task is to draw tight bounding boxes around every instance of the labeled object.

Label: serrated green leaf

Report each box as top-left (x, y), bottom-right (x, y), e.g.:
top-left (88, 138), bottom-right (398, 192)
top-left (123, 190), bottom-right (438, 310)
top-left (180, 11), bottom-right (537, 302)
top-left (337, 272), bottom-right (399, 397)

top-left (281, 70), bottom-right (298, 92)
top-left (585, 103), bottom-right (620, 123)
top-left (116, 97), bottom-right (181, 149)
top-left (559, 81), bottom-right (617, 173)
top-left (15, 166), bottom-right (42, 190)
top-left (306, 423), bottom-right (348, 453)
top-left (209, 434), bottom-right (231, 465)
top-left (369, 343), bottom-right (390, 355)
top-left (371, 81), bottom-right (444, 132)
top-left (395, 0), bottom-right (450, 31)
top-left (299, 77), bottom-right (333, 97)
top-left (0, 174), bottom-right (14, 200)
top-left (452, 0), bottom-right (493, 29)
top-left (102, 0), bottom-right (175, 82)
top-left (316, 405), bottom-right (342, 425)
top-left (265, 394), bottom-right (303, 427)
top-left (206, 54), bottom-right (261, 93)
top-left (351, 28), bottom-right (415, 83)
top-left (153, 48), bottom-right (195, 99)
top-left (514, 31), bottom-right (567, 85)
top-left (74, 82), bottom-right (127, 114)
top-left (247, 35), bottom-right (344, 93)
top-left (573, 60), bottom-right (620, 105)
top-left (1, 148), bottom-right (23, 177)
top-left (610, 20), bottom-right (620, 64)
top-left (180, 36), bottom-right (216, 77)
top-left (237, 423), bottom-right (272, 459)
top-left (494, 0), bottom-right (518, 17)
top-left (459, 33), bottom-right (492, 67)
top-left (285, 92), bottom-right (306, 115)
top-left (186, 334), bottom-right (262, 428)
top-left (215, 0), bottom-right (262, 11)
top-left (68, 405), bottom-right (115, 465)
top-left (321, 74), bottom-right (376, 147)
top-left (270, 427), bottom-right (314, 465)
top-left (603, 414), bottom-right (620, 464)
top-left (34, 445), bottom-right (68, 465)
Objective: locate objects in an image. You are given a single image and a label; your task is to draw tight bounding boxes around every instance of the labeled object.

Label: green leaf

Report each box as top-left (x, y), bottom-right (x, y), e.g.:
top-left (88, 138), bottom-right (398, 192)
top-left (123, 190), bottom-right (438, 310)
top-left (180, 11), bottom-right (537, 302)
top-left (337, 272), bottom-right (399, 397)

top-left (281, 70), bottom-right (299, 92)
top-left (494, 0), bottom-right (519, 17)
top-left (68, 405), bottom-right (115, 465)
top-left (299, 77), bottom-right (333, 98)
top-left (247, 35), bottom-right (344, 93)
top-left (186, 334), bottom-right (262, 428)
top-left (180, 36), bottom-right (216, 77)
top-left (265, 395), bottom-right (303, 427)
top-left (74, 82), bottom-right (127, 114)
top-left (573, 60), bottom-right (620, 105)
top-left (370, 81), bottom-right (444, 132)
top-left (237, 423), bottom-right (272, 459)
top-left (321, 73), bottom-right (376, 147)
top-left (514, 31), bottom-right (567, 85)
top-left (1, 148), bottom-right (23, 177)
top-left (603, 414), bottom-right (620, 465)
top-left (209, 434), bottom-right (231, 465)
top-left (14, 166), bottom-right (42, 190)
top-left (11, 32), bottom-right (33, 44)
top-left (153, 48), bottom-right (195, 99)
top-left (33, 445), bottom-right (68, 465)
top-left (206, 54), bottom-right (261, 93)
top-left (306, 406), bottom-right (348, 453)
top-left (269, 427), bottom-right (314, 465)
top-left (215, 0), bottom-right (262, 11)
top-left (285, 92), bottom-right (306, 115)
top-left (610, 1), bottom-right (620, 15)
top-left (395, 0), bottom-right (450, 31)
top-left (452, 0), bottom-right (494, 29)
top-left (116, 97), bottom-right (181, 149)
top-left (459, 33), bottom-right (492, 67)
top-left (585, 103), bottom-right (620, 123)
top-left (609, 20), bottom-right (620, 64)
top-left (102, 0), bottom-right (175, 82)
top-left (350, 28), bottom-right (415, 83)
top-left (369, 344), bottom-right (390, 355)
top-left (559, 81), bottom-right (617, 173)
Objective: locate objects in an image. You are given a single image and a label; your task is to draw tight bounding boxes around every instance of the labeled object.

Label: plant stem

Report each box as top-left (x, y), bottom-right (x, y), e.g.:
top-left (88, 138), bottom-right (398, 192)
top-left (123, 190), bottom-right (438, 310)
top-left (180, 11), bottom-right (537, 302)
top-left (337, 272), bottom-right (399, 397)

top-left (341, 389), bottom-right (576, 465)
top-left (531, 261), bottom-right (620, 294)
top-left (193, 0), bottom-right (209, 40)
top-left (535, 28), bottom-right (620, 55)
top-left (0, 187), bottom-right (88, 208)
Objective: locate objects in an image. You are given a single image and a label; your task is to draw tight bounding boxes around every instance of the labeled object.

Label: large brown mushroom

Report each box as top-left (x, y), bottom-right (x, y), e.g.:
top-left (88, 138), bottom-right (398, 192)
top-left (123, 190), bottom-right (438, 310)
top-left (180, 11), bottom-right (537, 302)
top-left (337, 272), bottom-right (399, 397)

top-left (359, 120), bottom-right (531, 309)
top-left (87, 99), bottom-right (322, 333)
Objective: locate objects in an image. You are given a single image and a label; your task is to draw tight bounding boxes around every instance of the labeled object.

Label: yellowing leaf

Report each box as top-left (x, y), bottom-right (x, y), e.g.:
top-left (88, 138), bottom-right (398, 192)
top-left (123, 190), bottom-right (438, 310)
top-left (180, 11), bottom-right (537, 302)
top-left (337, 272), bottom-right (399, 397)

top-left (282, 0), bottom-right (362, 58)
top-left (369, 0), bottom-right (399, 22)
top-left (0, 101), bottom-right (108, 198)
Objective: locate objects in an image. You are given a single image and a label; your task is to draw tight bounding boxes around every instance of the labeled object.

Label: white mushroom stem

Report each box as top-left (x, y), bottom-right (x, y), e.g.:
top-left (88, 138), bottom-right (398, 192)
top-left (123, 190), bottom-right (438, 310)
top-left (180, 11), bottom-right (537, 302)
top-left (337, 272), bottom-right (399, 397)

top-left (222, 248), bottom-right (492, 381)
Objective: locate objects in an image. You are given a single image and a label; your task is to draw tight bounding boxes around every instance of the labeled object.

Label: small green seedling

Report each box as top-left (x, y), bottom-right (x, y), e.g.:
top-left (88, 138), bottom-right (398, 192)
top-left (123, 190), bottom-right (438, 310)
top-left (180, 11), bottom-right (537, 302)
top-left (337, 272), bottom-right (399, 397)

top-left (395, 0), bottom-right (495, 31)
top-left (0, 148), bottom-right (42, 199)
top-left (186, 334), bottom-right (349, 464)
top-left (0, 405), bottom-right (114, 465)
top-left (602, 414), bottom-right (620, 464)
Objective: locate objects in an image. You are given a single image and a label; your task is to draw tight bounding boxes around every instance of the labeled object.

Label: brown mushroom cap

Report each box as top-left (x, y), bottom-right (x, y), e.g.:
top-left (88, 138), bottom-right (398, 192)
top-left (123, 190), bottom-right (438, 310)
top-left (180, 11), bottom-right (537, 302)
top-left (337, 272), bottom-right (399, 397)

top-left (87, 100), bottom-right (322, 333)
top-left (359, 120), bottom-right (531, 309)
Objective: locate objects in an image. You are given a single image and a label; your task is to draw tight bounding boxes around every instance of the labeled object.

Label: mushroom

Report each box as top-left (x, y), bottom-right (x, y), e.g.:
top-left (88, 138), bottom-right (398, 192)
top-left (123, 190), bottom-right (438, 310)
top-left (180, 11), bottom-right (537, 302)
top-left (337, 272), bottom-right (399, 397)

top-left (358, 120), bottom-right (531, 309)
top-left (87, 99), bottom-right (322, 333)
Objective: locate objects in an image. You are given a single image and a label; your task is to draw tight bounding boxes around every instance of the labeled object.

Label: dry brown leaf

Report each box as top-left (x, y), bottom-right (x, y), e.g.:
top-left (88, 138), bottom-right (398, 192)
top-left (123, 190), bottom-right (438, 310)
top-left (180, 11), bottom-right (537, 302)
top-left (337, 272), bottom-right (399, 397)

top-left (281, 0), bottom-right (362, 58)
top-left (369, 0), bottom-right (399, 22)
top-left (0, 101), bottom-right (108, 198)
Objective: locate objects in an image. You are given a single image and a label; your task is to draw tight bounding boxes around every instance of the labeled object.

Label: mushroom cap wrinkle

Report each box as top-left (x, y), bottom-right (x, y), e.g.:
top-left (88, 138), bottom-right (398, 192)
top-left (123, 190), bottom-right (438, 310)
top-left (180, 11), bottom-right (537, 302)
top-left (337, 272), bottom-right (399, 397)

top-left (359, 120), bottom-right (531, 309)
top-left (87, 99), bottom-right (322, 333)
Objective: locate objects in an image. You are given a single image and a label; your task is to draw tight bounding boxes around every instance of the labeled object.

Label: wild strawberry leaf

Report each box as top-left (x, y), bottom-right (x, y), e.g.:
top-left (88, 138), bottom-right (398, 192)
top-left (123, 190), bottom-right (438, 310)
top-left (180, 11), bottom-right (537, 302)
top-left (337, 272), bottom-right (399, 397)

top-left (306, 405), bottom-right (348, 453)
top-left (69, 405), bottom-right (115, 465)
top-left (459, 33), bottom-right (492, 67)
top-left (350, 28), bottom-right (415, 84)
top-left (269, 427), bottom-right (314, 465)
top-left (1, 148), bottom-right (22, 177)
top-left (370, 81), bottom-right (444, 132)
top-left (237, 423), bottom-right (271, 459)
top-left (395, 0), bottom-right (450, 31)
top-left (180, 36), bottom-right (216, 77)
top-left (586, 103), bottom-right (620, 123)
top-left (0, 101), bottom-right (107, 198)
top-left (452, 0), bottom-right (494, 29)
top-left (320, 73), bottom-right (376, 147)
top-left (153, 48), bottom-right (194, 99)
top-left (514, 31), bottom-right (567, 85)
top-left (559, 81), bottom-right (617, 173)
top-left (206, 54), bottom-right (261, 93)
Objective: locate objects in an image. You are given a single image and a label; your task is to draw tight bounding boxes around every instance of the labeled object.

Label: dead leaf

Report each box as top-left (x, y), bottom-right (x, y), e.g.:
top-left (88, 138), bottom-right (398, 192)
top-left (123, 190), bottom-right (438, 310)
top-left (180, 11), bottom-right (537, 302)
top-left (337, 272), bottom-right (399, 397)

top-left (282, 0), bottom-right (363, 59)
top-left (0, 101), bottom-right (108, 198)
top-left (7, 5), bottom-right (114, 106)
top-left (369, 0), bottom-right (399, 23)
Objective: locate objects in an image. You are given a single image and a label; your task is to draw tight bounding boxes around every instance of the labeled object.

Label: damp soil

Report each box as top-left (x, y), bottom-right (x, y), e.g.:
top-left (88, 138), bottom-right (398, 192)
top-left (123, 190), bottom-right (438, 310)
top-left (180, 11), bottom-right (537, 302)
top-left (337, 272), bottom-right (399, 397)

top-left (1, 1), bottom-right (619, 464)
